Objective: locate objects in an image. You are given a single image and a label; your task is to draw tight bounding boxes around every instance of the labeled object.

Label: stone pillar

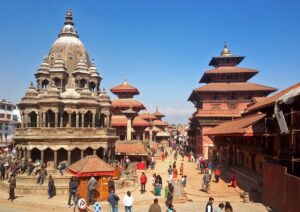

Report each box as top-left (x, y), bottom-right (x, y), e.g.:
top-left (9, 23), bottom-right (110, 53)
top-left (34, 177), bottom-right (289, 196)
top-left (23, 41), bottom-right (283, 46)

top-left (68, 113), bottom-right (72, 127)
top-left (21, 115), bottom-right (24, 128)
top-left (107, 115), bottom-right (111, 128)
top-left (81, 114), bottom-right (84, 128)
top-left (24, 114), bottom-right (28, 128)
top-left (68, 151), bottom-right (71, 165)
top-left (43, 113), bottom-right (46, 128)
top-left (92, 114), bottom-right (96, 128)
top-left (81, 150), bottom-right (84, 159)
top-left (60, 113), bottom-right (63, 128)
top-left (37, 113), bottom-right (40, 128)
top-left (54, 150), bottom-right (57, 169)
top-left (41, 150), bottom-right (44, 163)
top-left (126, 117), bottom-right (132, 141)
top-left (76, 114), bottom-right (79, 128)
top-left (93, 149), bottom-right (96, 155)
top-left (55, 113), bottom-right (58, 128)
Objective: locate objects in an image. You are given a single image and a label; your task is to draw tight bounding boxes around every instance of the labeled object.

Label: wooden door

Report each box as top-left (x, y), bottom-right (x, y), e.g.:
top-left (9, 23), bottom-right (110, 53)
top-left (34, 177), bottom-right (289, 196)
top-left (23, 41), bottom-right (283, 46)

top-left (99, 177), bottom-right (109, 201)
top-left (77, 178), bottom-right (88, 199)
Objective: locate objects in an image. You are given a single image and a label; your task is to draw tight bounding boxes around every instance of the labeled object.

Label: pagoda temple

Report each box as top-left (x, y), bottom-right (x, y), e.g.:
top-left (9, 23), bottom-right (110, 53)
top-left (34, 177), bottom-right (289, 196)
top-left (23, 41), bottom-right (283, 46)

top-left (188, 43), bottom-right (277, 159)
top-left (14, 9), bottom-right (118, 166)
top-left (110, 80), bottom-right (150, 141)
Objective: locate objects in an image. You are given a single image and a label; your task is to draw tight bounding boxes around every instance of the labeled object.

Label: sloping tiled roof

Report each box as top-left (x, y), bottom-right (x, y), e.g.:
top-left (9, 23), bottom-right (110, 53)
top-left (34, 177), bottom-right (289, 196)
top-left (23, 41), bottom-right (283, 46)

top-left (205, 113), bottom-right (266, 136)
top-left (205, 66), bottom-right (258, 74)
top-left (110, 81), bottom-right (139, 94)
top-left (138, 113), bottom-right (157, 120)
top-left (194, 82), bottom-right (277, 92)
top-left (112, 99), bottom-right (145, 109)
top-left (111, 115), bottom-right (150, 127)
top-left (153, 119), bottom-right (168, 126)
top-left (195, 109), bottom-right (242, 118)
top-left (246, 83), bottom-right (300, 113)
top-left (68, 155), bottom-right (115, 177)
top-left (115, 143), bottom-right (149, 155)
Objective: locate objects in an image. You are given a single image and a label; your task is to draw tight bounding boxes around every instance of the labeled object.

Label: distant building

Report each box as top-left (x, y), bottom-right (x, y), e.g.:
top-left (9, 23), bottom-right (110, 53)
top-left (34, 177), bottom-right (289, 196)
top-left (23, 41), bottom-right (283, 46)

top-left (0, 99), bottom-right (20, 145)
top-left (188, 44), bottom-right (277, 159)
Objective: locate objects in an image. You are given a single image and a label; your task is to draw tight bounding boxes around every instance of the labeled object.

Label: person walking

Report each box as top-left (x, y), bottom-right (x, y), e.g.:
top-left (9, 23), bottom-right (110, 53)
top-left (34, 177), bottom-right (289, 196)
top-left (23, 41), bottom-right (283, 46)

top-left (172, 167), bottom-right (178, 179)
top-left (179, 163), bottom-right (184, 176)
top-left (230, 172), bottom-right (237, 188)
top-left (108, 176), bottom-right (115, 192)
top-left (149, 198), bottom-right (162, 212)
top-left (87, 176), bottom-right (98, 205)
top-left (123, 191), bottom-right (133, 212)
top-left (48, 175), bottom-right (56, 199)
top-left (167, 166), bottom-right (173, 181)
top-left (108, 190), bottom-right (120, 212)
top-left (181, 175), bottom-right (187, 193)
top-left (205, 197), bottom-right (214, 212)
top-left (140, 172), bottom-right (147, 193)
top-left (225, 202), bottom-right (233, 212)
top-left (68, 176), bottom-right (78, 208)
top-left (8, 173), bottom-right (16, 202)
top-left (215, 168), bottom-right (221, 183)
top-left (217, 203), bottom-right (225, 212)
top-left (0, 163), bottom-right (5, 181)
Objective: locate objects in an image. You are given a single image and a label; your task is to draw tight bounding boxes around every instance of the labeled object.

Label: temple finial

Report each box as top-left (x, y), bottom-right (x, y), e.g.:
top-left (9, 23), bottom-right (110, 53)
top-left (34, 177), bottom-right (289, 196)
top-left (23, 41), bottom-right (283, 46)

top-left (220, 41), bottom-right (232, 56)
top-left (124, 79), bottom-right (127, 85)
top-left (64, 8), bottom-right (74, 26)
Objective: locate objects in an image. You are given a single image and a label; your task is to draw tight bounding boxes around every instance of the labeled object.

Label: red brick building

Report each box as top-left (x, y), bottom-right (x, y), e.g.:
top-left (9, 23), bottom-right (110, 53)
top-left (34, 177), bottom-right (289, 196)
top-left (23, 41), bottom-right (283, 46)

top-left (188, 44), bottom-right (276, 158)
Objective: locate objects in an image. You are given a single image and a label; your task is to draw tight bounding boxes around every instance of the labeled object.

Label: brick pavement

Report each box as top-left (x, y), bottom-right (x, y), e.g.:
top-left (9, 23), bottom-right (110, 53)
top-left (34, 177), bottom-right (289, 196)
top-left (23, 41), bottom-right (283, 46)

top-left (0, 152), bottom-right (268, 212)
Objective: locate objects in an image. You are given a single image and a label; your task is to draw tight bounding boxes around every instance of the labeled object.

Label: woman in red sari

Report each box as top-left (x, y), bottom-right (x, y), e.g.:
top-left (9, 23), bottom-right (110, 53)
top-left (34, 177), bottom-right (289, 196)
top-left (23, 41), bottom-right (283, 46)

top-left (162, 152), bottom-right (165, 161)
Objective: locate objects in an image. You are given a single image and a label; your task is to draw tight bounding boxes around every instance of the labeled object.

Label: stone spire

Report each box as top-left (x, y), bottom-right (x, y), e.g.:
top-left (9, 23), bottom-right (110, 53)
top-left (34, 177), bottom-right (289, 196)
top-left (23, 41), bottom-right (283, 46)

top-left (64, 8), bottom-right (74, 26)
top-left (59, 8), bottom-right (78, 38)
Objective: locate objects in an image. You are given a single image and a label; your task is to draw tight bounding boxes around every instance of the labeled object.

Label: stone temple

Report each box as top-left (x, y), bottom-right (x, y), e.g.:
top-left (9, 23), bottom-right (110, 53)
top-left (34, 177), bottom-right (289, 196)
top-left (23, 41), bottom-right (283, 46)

top-left (13, 9), bottom-right (118, 167)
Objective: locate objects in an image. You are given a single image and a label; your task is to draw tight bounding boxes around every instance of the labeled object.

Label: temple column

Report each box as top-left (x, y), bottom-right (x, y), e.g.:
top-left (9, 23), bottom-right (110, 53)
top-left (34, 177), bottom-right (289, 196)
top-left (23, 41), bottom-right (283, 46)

top-left (81, 150), bottom-right (84, 159)
top-left (43, 113), bottom-right (46, 128)
top-left (21, 115), bottom-right (24, 128)
top-left (55, 113), bottom-right (58, 128)
top-left (24, 114), bottom-right (28, 128)
top-left (60, 113), bottom-right (63, 128)
top-left (81, 114), bottom-right (84, 128)
top-left (41, 150), bottom-right (44, 163)
top-left (143, 132), bottom-right (145, 141)
top-left (92, 114), bottom-right (96, 128)
top-left (36, 113), bottom-right (41, 127)
top-left (76, 113), bottom-right (79, 128)
top-left (93, 149), bottom-right (96, 155)
top-left (68, 113), bottom-right (72, 127)
top-left (67, 151), bottom-right (71, 165)
top-left (54, 150), bottom-right (57, 169)
top-left (127, 117), bottom-right (132, 141)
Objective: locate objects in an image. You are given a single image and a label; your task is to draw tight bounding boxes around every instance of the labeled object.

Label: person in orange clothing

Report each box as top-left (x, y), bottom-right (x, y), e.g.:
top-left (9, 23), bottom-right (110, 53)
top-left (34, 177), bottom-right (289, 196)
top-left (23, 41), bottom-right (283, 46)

top-left (214, 168), bottom-right (221, 183)
top-left (179, 163), bottom-right (184, 176)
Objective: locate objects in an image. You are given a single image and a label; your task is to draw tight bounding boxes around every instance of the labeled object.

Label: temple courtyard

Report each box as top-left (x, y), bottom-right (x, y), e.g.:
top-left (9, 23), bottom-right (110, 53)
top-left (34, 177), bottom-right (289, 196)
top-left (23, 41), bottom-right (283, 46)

top-left (0, 153), bottom-right (267, 212)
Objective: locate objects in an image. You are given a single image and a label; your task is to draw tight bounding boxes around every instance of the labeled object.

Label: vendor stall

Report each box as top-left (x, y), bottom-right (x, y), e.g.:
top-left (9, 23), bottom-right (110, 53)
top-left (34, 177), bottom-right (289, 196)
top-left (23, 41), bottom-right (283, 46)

top-left (68, 155), bottom-right (115, 201)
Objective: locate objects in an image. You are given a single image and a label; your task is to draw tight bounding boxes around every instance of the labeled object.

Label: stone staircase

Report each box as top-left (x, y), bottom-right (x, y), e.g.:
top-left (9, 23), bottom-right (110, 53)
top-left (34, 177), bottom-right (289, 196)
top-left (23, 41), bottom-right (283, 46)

top-left (0, 172), bottom-right (71, 195)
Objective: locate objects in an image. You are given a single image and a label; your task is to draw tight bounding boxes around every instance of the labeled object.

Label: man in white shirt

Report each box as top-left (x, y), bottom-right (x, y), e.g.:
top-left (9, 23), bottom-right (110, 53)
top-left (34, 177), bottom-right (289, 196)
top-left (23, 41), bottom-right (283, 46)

top-left (123, 191), bottom-right (133, 212)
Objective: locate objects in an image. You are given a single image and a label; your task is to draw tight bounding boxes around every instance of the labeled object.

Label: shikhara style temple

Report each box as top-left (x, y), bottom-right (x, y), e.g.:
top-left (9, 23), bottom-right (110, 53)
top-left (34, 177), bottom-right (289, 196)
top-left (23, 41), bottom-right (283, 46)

top-left (13, 9), bottom-right (170, 167)
top-left (14, 9), bottom-right (118, 167)
top-left (188, 44), bottom-right (277, 159)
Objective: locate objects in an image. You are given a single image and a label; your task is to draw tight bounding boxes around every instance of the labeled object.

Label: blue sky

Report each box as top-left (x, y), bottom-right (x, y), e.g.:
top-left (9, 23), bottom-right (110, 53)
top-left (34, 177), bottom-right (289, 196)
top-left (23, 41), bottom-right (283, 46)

top-left (0, 1), bottom-right (300, 124)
